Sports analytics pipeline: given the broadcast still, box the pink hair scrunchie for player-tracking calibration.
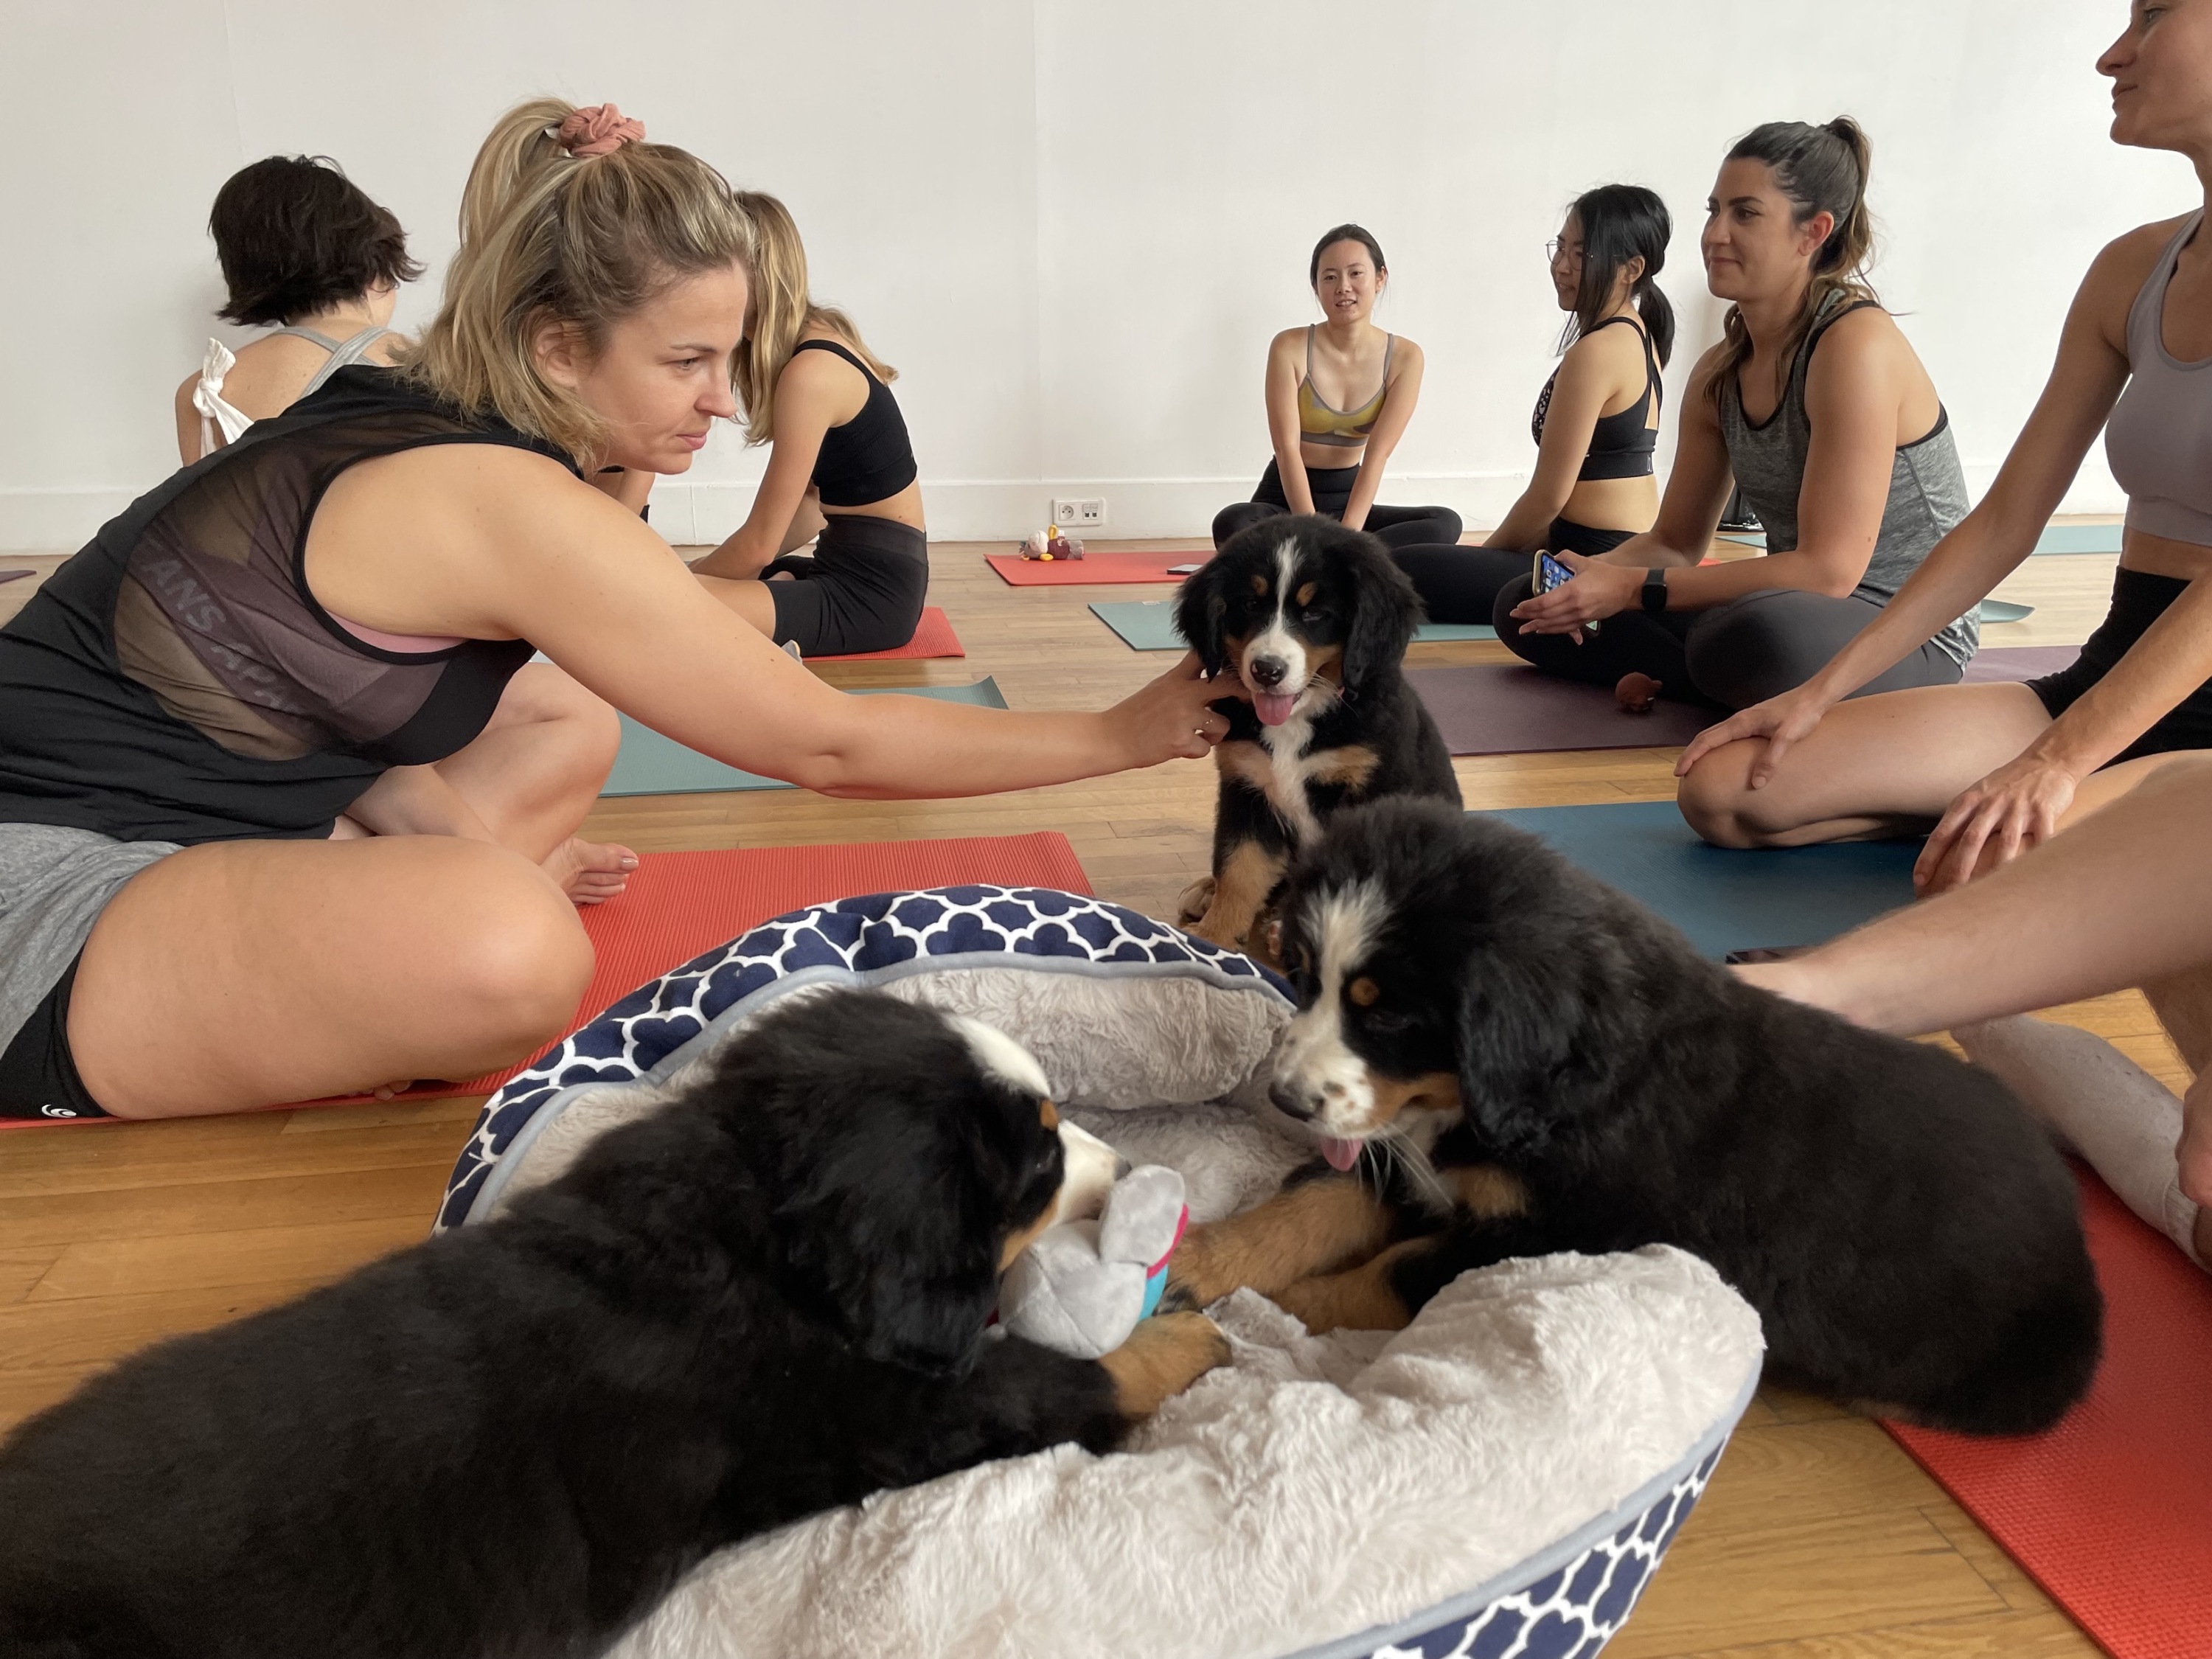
[554,104,646,159]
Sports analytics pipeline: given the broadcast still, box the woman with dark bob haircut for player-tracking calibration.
[1392,183,1675,623]
[173,155,422,464]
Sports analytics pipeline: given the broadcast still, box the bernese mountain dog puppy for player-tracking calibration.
[1168,800,2103,1437]
[0,992,1227,1659]
[1173,514,1459,958]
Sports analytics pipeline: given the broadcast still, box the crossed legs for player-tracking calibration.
[69,663,625,1119]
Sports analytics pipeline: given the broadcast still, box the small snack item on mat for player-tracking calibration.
[1020,526,1085,561]
[996,1164,1188,1360]
[1615,671,1664,714]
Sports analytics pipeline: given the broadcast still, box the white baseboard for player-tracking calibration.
[655,473,1533,546]
[0,470,2129,552]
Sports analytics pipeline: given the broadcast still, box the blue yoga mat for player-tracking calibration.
[1089,599,1496,652]
[1481,799,1919,961]
[601,679,1009,797]
[1719,521,2119,556]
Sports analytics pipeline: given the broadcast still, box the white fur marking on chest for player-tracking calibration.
[1256,704,1327,844]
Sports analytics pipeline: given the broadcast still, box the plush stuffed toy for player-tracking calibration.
[997,1164,1189,1360]
[1018,526,1085,561]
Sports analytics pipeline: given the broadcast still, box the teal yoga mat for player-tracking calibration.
[1089,599,1496,652]
[1719,522,2120,556]
[601,679,1009,797]
[1482,799,1919,961]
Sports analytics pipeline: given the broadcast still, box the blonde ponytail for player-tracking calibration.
[731,189,894,446]
[403,98,755,464]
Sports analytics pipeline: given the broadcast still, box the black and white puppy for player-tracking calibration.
[0,992,1226,1659]
[1173,513,1459,956]
[1170,800,2103,1437]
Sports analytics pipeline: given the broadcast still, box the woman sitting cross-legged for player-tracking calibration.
[1678,5,2212,897]
[173,155,420,465]
[0,99,1228,1124]
[686,191,930,657]
[1211,223,1461,552]
[1393,184,1674,625]
[1498,119,1977,712]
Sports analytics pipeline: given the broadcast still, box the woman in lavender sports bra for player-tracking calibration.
[1677,2,2212,898]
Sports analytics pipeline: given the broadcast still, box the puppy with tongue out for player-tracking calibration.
[1169,514,1460,961]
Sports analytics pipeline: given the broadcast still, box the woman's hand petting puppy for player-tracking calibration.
[1107,652,1242,765]
[1508,552,1643,637]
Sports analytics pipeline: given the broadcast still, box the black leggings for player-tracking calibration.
[1212,459,1462,551]
[1391,518,1636,626]
[1494,581,1964,711]
[765,514,930,657]
[2031,567,2212,759]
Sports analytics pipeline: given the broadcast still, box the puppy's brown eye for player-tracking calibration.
[1348,976,1380,1007]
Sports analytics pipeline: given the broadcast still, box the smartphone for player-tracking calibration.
[1166,563,1205,575]
[1530,550,1599,633]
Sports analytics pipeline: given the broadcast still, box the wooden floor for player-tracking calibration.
[0,529,2166,1658]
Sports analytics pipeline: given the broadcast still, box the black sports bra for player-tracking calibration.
[1531,316,1663,482]
[793,338,918,507]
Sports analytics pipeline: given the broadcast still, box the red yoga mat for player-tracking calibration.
[1886,1169,2212,1659]
[4,834,1089,1129]
[809,605,964,660]
[333,832,1090,1104]
[985,551,1211,587]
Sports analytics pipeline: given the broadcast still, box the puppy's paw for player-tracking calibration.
[1158,1220,1234,1312]
[1175,874,1216,925]
[1102,1311,1231,1416]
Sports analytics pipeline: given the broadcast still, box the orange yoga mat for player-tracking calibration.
[4,833,1088,1128]
[1887,1169,2212,1659]
[809,605,964,659]
[984,550,1211,587]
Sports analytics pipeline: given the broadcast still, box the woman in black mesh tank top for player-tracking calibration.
[0,100,1228,1124]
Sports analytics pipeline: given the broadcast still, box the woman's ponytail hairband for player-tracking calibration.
[553,104,646,159]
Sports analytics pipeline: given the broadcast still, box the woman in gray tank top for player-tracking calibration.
[1679,9,2212,899]
[1673,8,2212,1283]
[1498,118,1974,713]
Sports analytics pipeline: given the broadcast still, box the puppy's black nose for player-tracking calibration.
[1269,1081,1316,1120]
[1248,655,1290,689]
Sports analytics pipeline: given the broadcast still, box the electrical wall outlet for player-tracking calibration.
[1052,497,1107,529]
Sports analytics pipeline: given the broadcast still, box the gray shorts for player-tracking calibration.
[0,823,181,1054]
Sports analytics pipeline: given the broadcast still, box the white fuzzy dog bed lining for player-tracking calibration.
[435,888,1764,1659]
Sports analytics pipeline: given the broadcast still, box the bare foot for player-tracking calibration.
[1615,671,1664,714]
[543,838,639,905]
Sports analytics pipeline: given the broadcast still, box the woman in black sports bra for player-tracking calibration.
[1391,185,1674,626]
[688,191,927,657]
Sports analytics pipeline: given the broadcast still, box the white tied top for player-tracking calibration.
[190,324,395,462]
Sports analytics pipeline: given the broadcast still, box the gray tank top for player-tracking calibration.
[272,324,395,399]
[1717,291,1978,667]
[2103,211,2212,547]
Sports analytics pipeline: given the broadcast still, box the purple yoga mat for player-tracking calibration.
[1409,646,2084,757]
[1406,665,1708,755]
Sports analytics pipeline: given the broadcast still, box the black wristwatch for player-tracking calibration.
[1641,567,1669,615]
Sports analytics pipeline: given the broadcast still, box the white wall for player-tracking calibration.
[0,0,2192,549]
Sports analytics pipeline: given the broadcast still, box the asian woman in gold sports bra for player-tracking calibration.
[1211,223,1461,551]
